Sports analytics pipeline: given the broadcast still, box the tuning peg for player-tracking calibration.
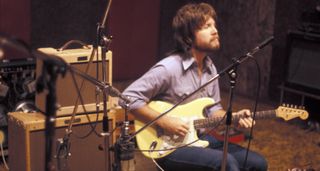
[294,105,297,109]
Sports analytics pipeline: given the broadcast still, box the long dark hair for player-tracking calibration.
[171,3,217,56]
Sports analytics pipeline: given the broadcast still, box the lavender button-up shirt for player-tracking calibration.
[122,54,223,117]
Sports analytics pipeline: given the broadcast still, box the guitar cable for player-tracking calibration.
[0,135,8,170]
[241,55,261,169]
[149,141,165,171]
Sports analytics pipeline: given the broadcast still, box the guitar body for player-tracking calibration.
[135,97,216,159]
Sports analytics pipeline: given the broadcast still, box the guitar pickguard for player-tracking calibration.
[155,116,209,157]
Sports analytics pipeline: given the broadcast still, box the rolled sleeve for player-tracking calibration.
[120,64,170,111]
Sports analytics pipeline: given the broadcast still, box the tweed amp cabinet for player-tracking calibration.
[8,111,115,171]
[35,46,113,116]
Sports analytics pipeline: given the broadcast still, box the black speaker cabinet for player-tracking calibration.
[35,46,113,116]
[8,112,114,171]
[284,31,320,93]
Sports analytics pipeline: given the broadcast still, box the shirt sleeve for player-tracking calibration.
[120,64,170,111]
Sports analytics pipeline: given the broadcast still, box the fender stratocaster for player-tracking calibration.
[135,97,309,159]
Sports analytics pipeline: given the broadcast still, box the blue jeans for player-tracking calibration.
[157,135,268,171]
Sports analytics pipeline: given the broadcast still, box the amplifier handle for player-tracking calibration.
[58,40,90,51]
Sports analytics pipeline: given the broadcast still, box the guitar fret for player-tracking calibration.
[255,110,275,119]
[194,110,277,129]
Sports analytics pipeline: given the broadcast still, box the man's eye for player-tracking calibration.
[203,24,210,29]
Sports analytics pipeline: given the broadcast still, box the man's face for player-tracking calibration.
[193,17,220,52]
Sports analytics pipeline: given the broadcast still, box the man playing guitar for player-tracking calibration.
[121,2,268,171]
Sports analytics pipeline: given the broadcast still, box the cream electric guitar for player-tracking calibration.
[135,97,309,159]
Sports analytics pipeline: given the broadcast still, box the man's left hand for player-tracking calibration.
[235,109,255,128]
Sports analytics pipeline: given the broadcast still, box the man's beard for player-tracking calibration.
[193,40,220,53]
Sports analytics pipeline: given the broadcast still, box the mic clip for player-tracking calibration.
[116,135,135,161]
[55,137,71,159]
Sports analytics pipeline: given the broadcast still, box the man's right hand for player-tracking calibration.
[157,116,190,137]
[131,105,190,136]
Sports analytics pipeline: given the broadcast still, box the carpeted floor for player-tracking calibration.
[230,94,320,171]
[240,119,320,170]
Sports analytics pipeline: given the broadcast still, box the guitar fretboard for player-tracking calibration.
[193,110,276,129]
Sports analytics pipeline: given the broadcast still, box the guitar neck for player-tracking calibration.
[194,110,276,129]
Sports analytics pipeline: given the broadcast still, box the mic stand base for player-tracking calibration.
[113,138,135,171]
[113,105,135,171]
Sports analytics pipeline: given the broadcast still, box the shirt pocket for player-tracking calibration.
[172,85,197,102]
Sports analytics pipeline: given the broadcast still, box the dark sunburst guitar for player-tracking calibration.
[134,97,309,159]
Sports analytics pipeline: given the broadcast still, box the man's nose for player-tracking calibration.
[211,26,218,34]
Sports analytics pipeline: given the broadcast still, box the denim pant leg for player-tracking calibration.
[156,135,267,171]
[157,146,240,171]
[225,143,268,171]
[204,135,268,171]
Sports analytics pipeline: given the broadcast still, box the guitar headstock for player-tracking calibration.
[276,104,309,121]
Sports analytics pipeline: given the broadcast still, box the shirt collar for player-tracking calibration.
[182,56,214,74]
[182,57,195,71]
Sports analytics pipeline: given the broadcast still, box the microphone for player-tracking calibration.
[256,36,274,50]
[229,36,275,66]
[249,36,274,56]
[55,137,71,170]
[104,84,131,103]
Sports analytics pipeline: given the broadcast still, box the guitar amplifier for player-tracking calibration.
[35,46,113,116]
[8,111,114,171]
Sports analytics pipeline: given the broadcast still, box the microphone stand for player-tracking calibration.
[95,0,113,170]
[53,0,114,170]
[219,36,274,170]
[48,60,131,170]
[34,51,67,171]
[65,63,134,171]
[37,55,128,171]
[220,64,237,171]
